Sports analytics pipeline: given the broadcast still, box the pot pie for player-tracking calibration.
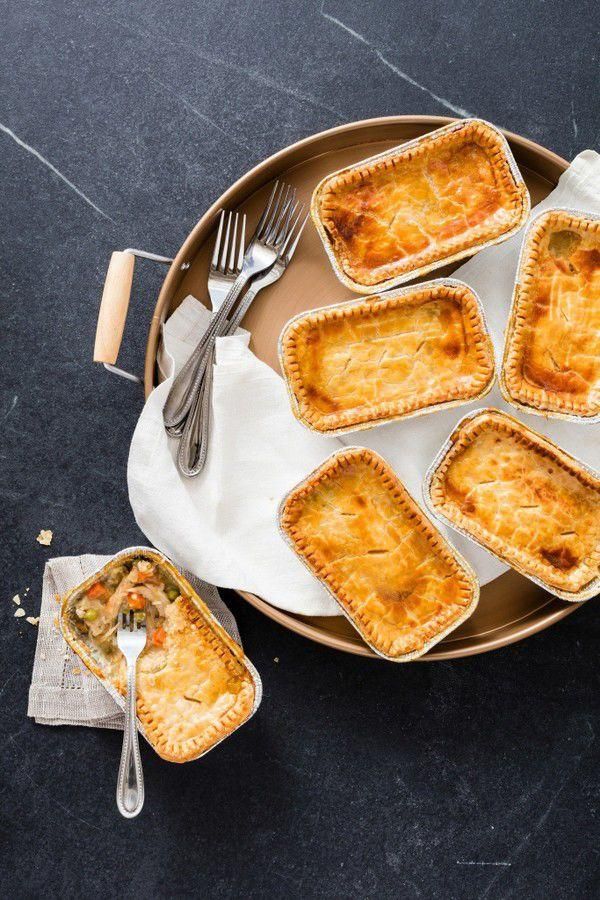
[425,409,600,601]
[501,209,600,420]
[312,119,530,293]
[279,447,479,660]
[280,279,495,434]
[60,549,260,762]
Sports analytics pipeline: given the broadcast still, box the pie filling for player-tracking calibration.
[280,281,494,433]
[280,448,478,660]
[61,552,257,762]
[427,410,600,596]
[313,119,529,290]
[502,209,600,418]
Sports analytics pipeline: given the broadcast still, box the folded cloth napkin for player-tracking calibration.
[128,150,600,617]
[27,554,239,729]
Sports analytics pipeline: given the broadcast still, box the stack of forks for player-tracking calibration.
[162,182,307,477]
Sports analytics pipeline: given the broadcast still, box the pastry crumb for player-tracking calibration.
[14,608,26,618]
[36,529,53,546]
[12,594,21,605]
[55,594,61,603]
[41,652,47,660]
[26,616,40,626]
[72,667,81,676]
[53,616,59,628]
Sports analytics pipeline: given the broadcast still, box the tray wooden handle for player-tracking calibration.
[94,251,136,365]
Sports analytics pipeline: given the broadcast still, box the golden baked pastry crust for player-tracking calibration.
[61,550,259,762]
[280,280,495,434]
[280,448,478,660]
[312,119,530,293]
[426,409,600,599]
[501,209,600,420]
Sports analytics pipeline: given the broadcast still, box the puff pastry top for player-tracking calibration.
[427,410,600,597]
[61,552,257,762]
[313,119,529,291]
[502,209,600,419]
[133,596,255,761]
[280,448,478,660]
[280,280,495,433]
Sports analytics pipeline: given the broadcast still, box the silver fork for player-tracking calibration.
[116,609,146,819]
[163,210,247,437]
[209,210,247,312]
[163,182,297,433]
[177,210,309,477]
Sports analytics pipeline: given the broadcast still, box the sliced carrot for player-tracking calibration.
[127,592,146,610]
[134,567,154,583]
[152,626,166,647]
[87,581,110,601]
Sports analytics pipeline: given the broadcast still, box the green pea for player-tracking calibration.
[166,587,179,601]
[83,608,98,622]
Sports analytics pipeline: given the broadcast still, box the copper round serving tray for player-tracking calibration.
[145,115,580,660]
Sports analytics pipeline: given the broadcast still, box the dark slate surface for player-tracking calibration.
[1,1,598,897]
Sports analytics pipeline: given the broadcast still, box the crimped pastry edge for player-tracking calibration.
[499,207,600,423]
[60,546,262,763]
[279,277,496,435]
[278,446,479,661]
[311,118,531,295]
[423,408,600,602]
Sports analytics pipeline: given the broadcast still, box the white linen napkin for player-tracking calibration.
[128,151,600,616]
[27,554,240,728]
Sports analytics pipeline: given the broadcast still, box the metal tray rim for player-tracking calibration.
[142,114,579,661]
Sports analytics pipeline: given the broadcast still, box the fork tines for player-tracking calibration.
[210,181,299,280]
[119,609,146,631]
[211,210,247,276]
[257,182,298,247]
[281,207,309,259]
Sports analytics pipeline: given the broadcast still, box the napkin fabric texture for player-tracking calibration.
[128,150,600,617]
[27,553,239,729]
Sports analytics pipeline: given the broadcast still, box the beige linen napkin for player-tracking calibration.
[128,150,600,616]
[27,553,239,729]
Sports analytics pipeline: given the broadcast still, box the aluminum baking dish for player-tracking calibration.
[311,118,530,294]
[60,547,262,762]
[424,409,600,602]
[279,446,479,661]
[279,277,495,435]
[500,207,600,423]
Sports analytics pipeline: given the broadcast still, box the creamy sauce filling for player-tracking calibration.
[73,558,181,661]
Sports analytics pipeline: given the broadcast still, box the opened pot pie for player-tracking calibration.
[312,119,530,293]
[280,279,495,434]
[425,410,600,601]
[501,209,600,420]
[279,448,479,660]
[60,549,260,762]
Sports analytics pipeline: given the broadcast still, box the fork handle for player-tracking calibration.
[177,353,213,476]
[177,285,260,477]
[162,270,250,430]
[116,663,145,819]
